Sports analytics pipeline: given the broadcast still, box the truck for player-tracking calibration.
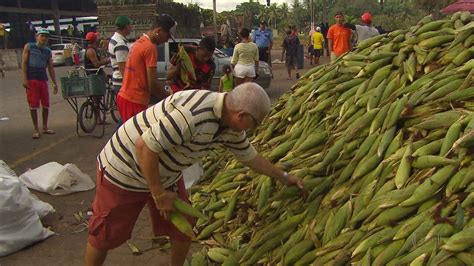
[96,0,201,39]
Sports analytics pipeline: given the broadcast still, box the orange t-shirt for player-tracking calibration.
[119,35,157,105]
[327,24,352,57]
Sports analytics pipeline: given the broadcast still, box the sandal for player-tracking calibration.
[32,132,40,139]
[42,129,56,135]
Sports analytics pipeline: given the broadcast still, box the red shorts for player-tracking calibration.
[26,80,49,109]
[88,165,193,251]
[116,94,147,123]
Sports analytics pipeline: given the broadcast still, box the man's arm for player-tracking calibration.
[135,136,176,212]
[147,67,169,100]
[86,48,107,68]
[118,62,126,76]
[47,57,58,94]
[327,27,334,52]
[21,44,29,89]
[242,154,303,188]
[115,45,129,76]
[348,30,353,50]
[344,22,356,31]
[166,54,180,81]
[281,40,286,60]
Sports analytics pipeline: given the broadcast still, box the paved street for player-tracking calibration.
[0,49,328,265]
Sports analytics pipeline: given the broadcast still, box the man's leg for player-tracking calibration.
[259,47,268,64]
[170,240,192,266]
[39,81,54,133]
[30,109,40,136]
[295,56,300,79]
[42,108,49,131]
[86,166,147,266]
[150,178,193,265]
[285,56,291,79]
[315,50,321,65]
[84,243,108,266]
[27,81,41,138]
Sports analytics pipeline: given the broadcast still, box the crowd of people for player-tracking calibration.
[19,13,304,266]
[20,11,382,265]
[220,11,380,81]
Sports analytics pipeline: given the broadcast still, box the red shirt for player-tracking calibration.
[171,46,215,93]
[327,24,352,56]
[119,35,157,105]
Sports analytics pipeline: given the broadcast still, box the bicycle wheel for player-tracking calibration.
[79,99,97,133]
[110,93,119,123]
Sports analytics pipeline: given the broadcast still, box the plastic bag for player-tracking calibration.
[182,162,203,189]
[0,160,54,217]
[0,174,55,257]
[19,162,95,195]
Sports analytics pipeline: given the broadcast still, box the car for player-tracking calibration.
[155,38,273,91]
[50,44,85,66]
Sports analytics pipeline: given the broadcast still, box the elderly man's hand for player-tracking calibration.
[286,174,304,189]
[153,190,178,219]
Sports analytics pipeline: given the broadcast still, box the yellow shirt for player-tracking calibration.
[311,31,324,50]
[231,42,259,65]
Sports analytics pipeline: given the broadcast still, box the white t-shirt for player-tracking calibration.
[355,25,380,44]
[108,32,130,87]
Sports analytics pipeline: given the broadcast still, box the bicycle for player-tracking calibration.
[78,72,119,133]
[60,66,119,137]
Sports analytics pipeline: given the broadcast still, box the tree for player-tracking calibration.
[235,0,264,27]
[290,0,308,30]
[268,3,279,29]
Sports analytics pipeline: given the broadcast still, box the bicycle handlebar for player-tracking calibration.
[75,65,106,75]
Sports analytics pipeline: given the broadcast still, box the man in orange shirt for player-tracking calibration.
[117,14,177,122]
[327,11,352,61]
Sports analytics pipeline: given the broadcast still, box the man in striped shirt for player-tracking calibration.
[108,16,132,96]
[84,83,304,266]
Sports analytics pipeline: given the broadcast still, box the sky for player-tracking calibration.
[174,0,291,12]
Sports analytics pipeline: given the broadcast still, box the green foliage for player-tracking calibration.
[193,0,458,34]
[235,0,264,27]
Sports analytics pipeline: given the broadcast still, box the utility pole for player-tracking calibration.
[213,0,218,44]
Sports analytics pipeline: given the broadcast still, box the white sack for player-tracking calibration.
[182,162,203,189]
[0,160,54,217]
[0,174,55,257]
[19,162,95,195]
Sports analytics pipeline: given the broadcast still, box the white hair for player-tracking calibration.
[228,82,271,124]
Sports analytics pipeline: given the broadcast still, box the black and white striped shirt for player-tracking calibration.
[108,32,129,87]
[98,90,257,192]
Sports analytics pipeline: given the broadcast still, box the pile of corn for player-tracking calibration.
[188,12,474,266]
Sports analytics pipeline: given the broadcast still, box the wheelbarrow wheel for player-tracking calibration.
[79,99,97,133]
